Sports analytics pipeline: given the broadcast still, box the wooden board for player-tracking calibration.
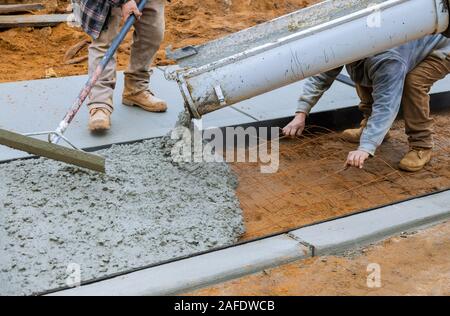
[0,14,70,28]
[0,128,106,173]
[0,4,44,14]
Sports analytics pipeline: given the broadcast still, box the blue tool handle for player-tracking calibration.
[100,0,148,69]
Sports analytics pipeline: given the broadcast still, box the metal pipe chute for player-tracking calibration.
[169,0,450,119]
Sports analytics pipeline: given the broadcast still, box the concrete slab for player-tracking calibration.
[173,70,450,129]
[230,80,360,122]
[0,68,253,162]
[431,75,450,95]
[0,69,179,161]
[230,73,450,123]
[290,190,450,255]
[2,70,449,162]
[49,234,311,296]
[197,106,257,130]
[48,189,450,296]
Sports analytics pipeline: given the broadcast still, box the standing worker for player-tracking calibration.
[78,0,167,132]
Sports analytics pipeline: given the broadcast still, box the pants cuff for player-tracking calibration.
[88,103,113,113]
[409,141,434,149]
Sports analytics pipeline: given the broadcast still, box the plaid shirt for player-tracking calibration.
[78,0,127,39]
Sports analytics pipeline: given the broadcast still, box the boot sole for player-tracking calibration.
[123,99,167,113]
[89,120,111,132]
[398,157,431,172]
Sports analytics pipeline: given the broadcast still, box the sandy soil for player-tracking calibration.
[188,221,450,296]
[0,0,319,83]
[233,114,450,240]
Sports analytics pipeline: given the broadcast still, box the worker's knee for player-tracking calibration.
[404,71,431,95]
[135,9,165,47]
[149,20,165,46]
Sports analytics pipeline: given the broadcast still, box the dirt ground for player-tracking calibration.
[233,114,450,241]
[0,0,319,83]
[188,221,450,296]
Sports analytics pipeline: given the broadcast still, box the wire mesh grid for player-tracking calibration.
[229,117,450,239]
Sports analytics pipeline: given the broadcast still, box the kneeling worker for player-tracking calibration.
[338,50,450,172]
[283,34,450,171]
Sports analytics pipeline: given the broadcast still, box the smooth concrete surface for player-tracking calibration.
[0,68,255,162]
[189,68,450,125]
[0,69,181,161]
[2,70,450,162]
[7,69,450,162]
[49,190,450,296]
[290,190,450,255]
[0,69,353,162]
[229,80,360,122]
[49,234,311,296]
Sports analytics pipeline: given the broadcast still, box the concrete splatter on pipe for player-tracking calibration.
[169,0,450,119]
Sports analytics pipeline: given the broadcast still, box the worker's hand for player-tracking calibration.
[121,0,142,23]
[345,150,370,169]
[282,112,307,137]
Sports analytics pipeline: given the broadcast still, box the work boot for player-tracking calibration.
[341,127,364,143]
[88,108,111,132]
[399,148,432,172]
[122,88,168,113]
[340,127,392,144]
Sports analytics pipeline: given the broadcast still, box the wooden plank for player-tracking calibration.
[0,4,45,14]
[64,39,90,61]
[0,14,70,28]
[0,128,106,173]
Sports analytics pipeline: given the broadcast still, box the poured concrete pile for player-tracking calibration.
[0,137,244,296]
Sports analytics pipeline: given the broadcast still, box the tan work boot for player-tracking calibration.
[399,148,432,172]
[123,89,168,113]
[341,127,392,144]
[89,108,111,132]
[341,127,364,143]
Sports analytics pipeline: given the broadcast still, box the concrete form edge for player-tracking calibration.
[49,234,311,296]
[290,190,450,255]
[48,190,450,296]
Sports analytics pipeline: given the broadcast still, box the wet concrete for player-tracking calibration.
[0,136,244,295]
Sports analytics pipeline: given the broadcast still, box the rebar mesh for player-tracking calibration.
[230,115,450,240]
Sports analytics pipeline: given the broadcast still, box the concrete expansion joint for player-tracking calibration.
[286,232,316,257]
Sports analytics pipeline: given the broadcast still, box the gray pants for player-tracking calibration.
[87,0,165,113]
